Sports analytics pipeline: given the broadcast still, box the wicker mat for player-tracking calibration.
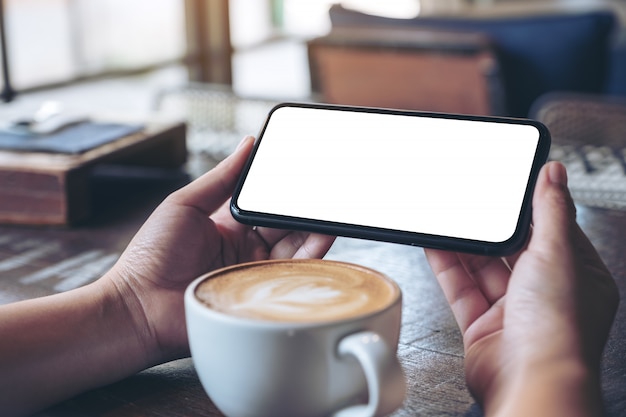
[551,145,626,210]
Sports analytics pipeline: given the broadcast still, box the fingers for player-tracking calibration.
[426,249,486,333]
[278,233,336,260]
[254,228,335,260]
[168,136,255,214]
[460,254,511,304]
[425,249,509,334]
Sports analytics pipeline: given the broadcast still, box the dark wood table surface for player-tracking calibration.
[1,163,624,417]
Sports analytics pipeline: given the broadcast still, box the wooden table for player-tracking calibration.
[1,169,624,416]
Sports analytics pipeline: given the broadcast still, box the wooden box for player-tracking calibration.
[0,121,187,226]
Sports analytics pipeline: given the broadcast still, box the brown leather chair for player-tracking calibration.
[308,26,504,116]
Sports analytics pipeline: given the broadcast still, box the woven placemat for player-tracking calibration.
[154,84,279,158]
[551,144,626,210]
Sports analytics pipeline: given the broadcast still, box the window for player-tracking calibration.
[1,0,186,92]
[230,0,421,48]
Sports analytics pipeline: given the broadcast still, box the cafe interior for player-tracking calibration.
[0,0,625,416]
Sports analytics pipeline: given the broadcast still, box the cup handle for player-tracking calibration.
[332,331,406,417]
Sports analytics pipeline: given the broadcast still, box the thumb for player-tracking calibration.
[167,135,255,213]
[528,161,577,255]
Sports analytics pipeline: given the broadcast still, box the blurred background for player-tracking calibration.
[2,0,624,102]
[0,0,432,100]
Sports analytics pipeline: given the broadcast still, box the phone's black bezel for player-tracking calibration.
[230,102,551,256]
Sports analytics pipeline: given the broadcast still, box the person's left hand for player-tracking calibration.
[104,136,335,365]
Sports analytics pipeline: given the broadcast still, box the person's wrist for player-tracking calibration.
[484,357,603,417]
[95,268,162,369]
[100,262,192,367]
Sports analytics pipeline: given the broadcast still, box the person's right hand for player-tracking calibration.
[425,161,619,417]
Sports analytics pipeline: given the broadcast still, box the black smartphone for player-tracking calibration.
[231,103,551,255]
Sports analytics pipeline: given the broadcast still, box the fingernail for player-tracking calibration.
[548,162,568,186]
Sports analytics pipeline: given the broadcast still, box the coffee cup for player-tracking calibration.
[184,259,406,417]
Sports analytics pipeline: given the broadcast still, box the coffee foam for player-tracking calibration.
[195,261,398,323]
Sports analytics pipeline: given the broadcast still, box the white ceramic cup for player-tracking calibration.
[185,259,406,417]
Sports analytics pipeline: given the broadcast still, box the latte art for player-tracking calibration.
[195,260,398,322]
[227,276,371,319]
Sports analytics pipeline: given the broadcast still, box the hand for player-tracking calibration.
[0,136,335,416]
[105,136,335,364]
[425,161,619,417]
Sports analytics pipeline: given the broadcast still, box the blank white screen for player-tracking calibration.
[236,106,541,243]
